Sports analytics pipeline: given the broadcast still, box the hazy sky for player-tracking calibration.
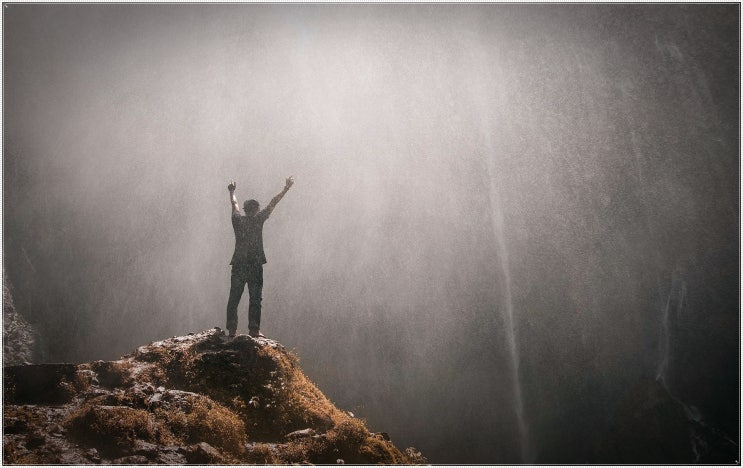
[3,4,739,463]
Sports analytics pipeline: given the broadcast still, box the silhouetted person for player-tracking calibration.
[226,176,294,338]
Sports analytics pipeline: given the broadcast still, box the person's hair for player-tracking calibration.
[243,199,260,214]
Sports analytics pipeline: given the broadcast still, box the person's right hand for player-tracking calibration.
[284,176,294,191]
[228,180,236,192]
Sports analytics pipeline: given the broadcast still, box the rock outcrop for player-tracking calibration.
[3,328,426,464]
[3,272,40,366]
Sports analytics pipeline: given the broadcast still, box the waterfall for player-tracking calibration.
[654,271,723,462]
[481,144,531,463]
[468,36,531,460]
[655,271,687,388]
[635,128,734,461]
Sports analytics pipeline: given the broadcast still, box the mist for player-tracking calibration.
[3,4,739,463]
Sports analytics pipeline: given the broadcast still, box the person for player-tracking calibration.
[226,176,294,338]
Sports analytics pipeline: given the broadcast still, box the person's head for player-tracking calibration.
[243,199,260,216]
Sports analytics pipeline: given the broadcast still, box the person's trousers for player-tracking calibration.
[226,263,263,333]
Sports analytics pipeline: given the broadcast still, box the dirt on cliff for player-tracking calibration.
[3,328,426,465]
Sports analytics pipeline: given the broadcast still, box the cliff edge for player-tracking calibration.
[3,328,426,464]
[3,271,40,366]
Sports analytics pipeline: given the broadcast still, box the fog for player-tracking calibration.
[3,4,738,463]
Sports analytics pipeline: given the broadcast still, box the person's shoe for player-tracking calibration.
[248,330,266,338]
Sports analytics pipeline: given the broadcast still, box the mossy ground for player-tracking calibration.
[4,329,426,465]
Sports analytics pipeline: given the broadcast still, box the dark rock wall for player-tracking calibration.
[3,271,41,366]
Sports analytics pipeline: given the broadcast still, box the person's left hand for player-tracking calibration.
[285,176,294,190]
[228,180,236,192]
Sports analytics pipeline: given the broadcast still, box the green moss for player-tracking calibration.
[360,436,406,464]
[155,394,246,456]
[64,404,158,457]
[48,330,424,465]
[244,443,280,464]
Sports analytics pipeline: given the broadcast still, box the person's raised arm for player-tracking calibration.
[266,176,294,214]
[228,180,240,215]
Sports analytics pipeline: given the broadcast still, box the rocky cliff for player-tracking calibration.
[593,378,738,464]
[3,328,426,464]
[3,272,40,366]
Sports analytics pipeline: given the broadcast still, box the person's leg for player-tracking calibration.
[226,265,247,335]
[247,263,264,335]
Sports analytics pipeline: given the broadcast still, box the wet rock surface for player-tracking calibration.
[593,378,738,464]
[3,273,40,366]
[3,328,426,464]
[4,364,82,405]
